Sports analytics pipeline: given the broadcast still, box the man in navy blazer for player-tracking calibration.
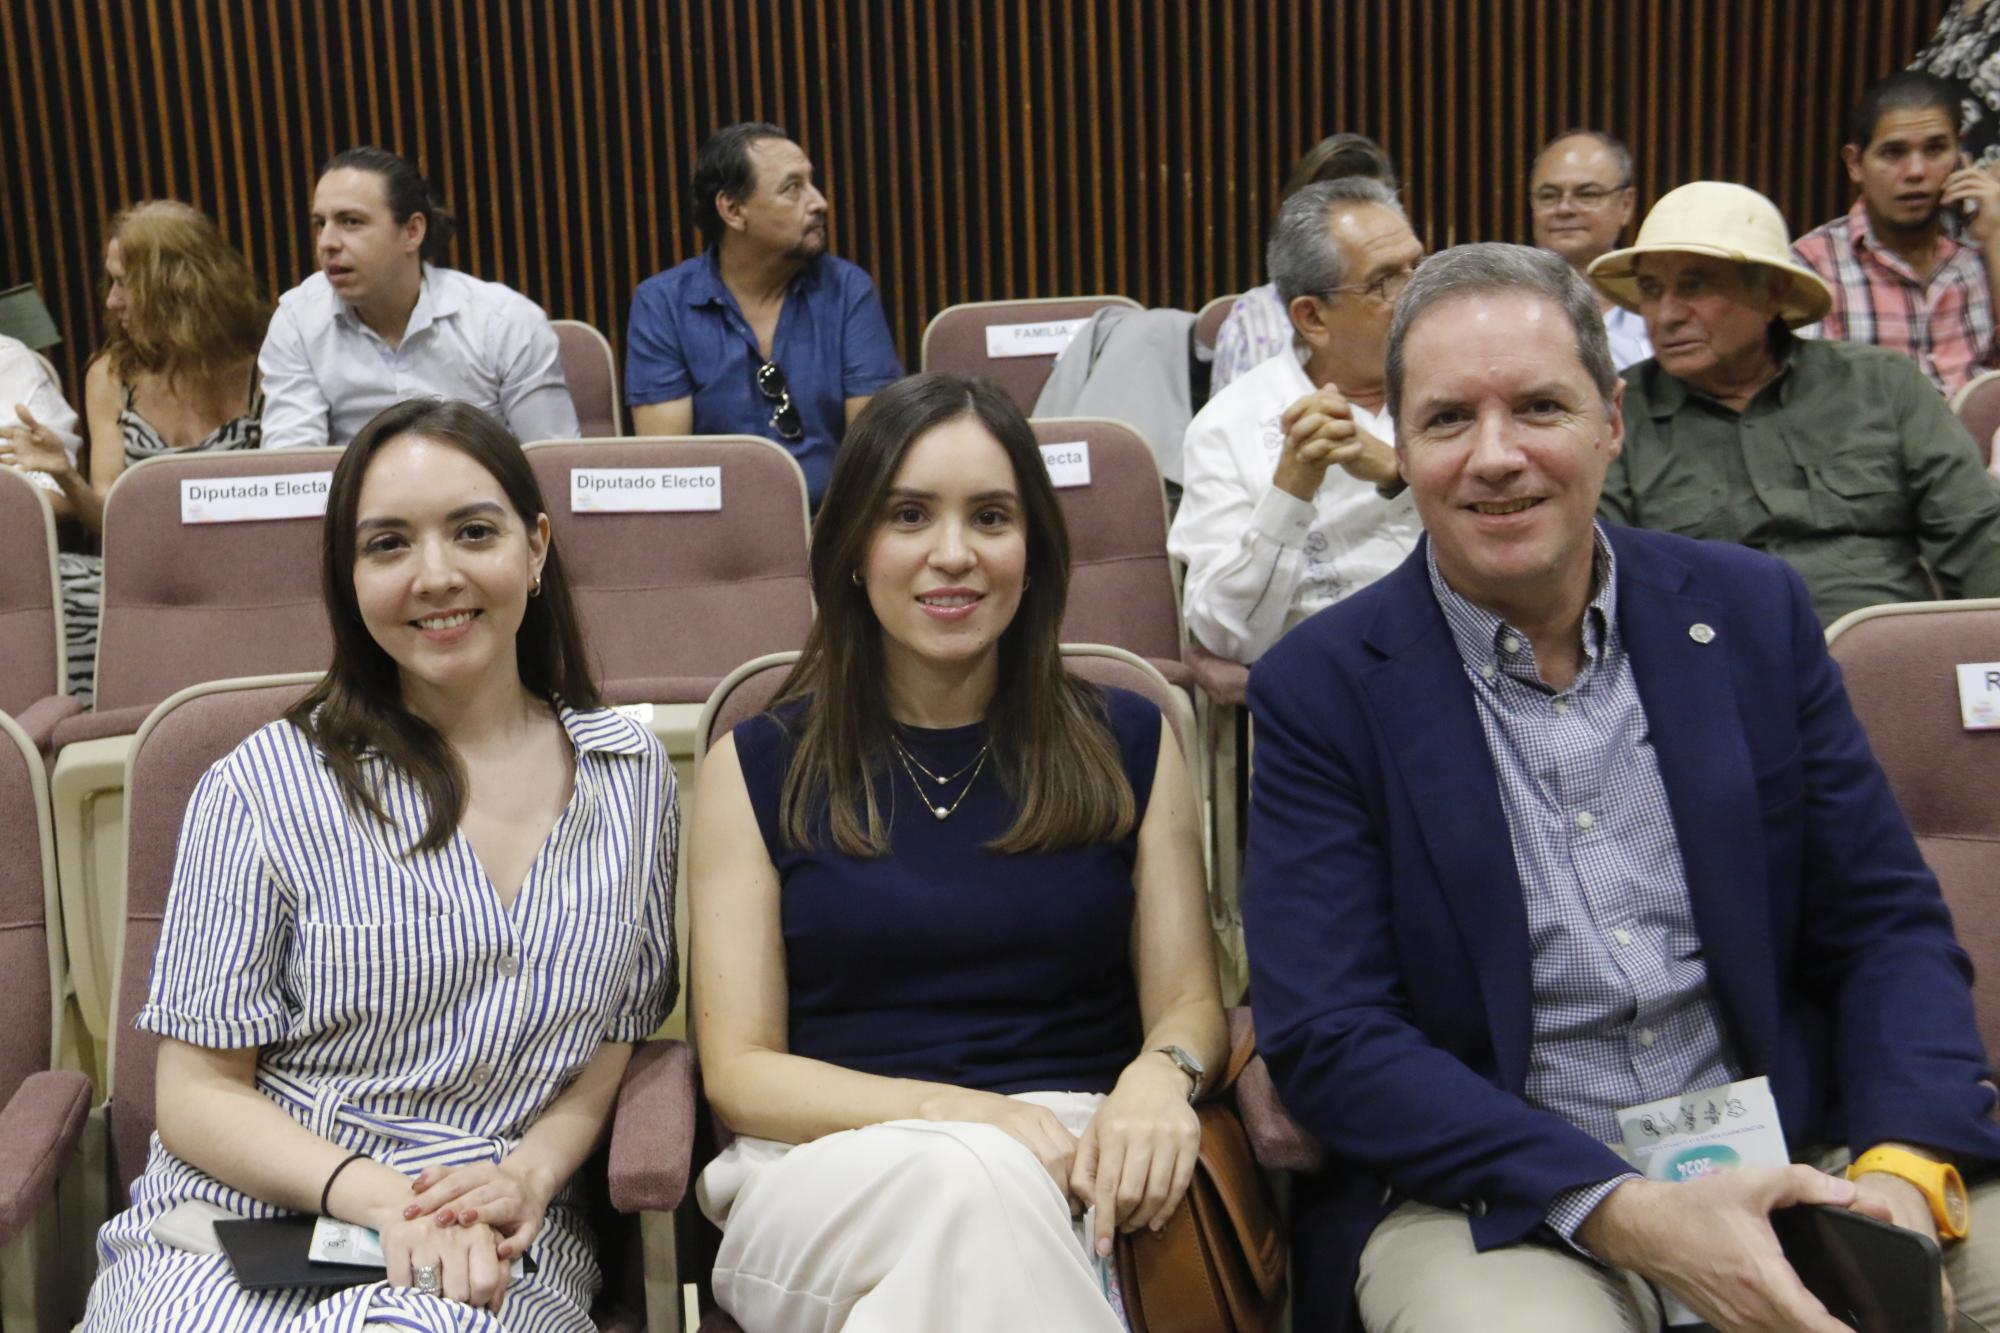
[1244,242,2000,1332]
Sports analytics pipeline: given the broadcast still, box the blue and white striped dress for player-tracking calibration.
[84,705,679,1332]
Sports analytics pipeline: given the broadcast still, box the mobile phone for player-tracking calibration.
[1770,1204,1944,1333]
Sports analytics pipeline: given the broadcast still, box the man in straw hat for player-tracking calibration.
[1245,241,1999,1333]
[1590,180,2000,625]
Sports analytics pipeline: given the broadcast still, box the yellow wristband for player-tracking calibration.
[1847,1146,1970,1241]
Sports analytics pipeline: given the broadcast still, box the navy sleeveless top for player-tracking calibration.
[732,685,1162,1095]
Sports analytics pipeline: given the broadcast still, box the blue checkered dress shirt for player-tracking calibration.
[1426,527,1738,1241]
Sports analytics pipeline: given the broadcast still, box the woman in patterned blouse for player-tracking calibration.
[82,399,678,1329]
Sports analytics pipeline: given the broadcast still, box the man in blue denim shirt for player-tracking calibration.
[626,122,904,508]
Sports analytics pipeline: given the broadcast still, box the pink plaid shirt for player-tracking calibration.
[1792,197,1997,397]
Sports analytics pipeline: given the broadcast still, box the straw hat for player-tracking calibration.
[1586,181,1831,328]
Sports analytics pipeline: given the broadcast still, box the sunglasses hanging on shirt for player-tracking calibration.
[755,359,805,442]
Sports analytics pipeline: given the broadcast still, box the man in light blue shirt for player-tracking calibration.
[626,123,902,507]
[259,147,578,449]
[1531,129,1653,371]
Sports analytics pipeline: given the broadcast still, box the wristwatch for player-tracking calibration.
[1153,1045,1206,1102]
[1847,1146,1970,1241]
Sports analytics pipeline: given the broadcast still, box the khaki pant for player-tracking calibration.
[697,1092,1126,1333]
[1358,1172,2000,1333]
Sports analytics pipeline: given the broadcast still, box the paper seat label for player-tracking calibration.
[571,467,722,513]
[1039,442,1092,489]
[180,473,331,524]
[986,318,1088,359]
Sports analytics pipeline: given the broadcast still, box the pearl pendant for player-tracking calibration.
[931,805,949,819]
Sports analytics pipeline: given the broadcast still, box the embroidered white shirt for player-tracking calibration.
[1169,352,1421,662]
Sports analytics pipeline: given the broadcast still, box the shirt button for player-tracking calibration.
[498,954,519,977]
[1479,664,1497,681]
[1575,810,1595,829]
[1501,635,1521,654]
[1614,928,1633,946]
[1637,1028,1657,1048]
[470,1063,493,1084]
[1554,700,1570,716]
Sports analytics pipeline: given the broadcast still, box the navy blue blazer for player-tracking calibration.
[1244,525,2000,1332]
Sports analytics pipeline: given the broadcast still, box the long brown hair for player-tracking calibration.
[101,200,270,390]
[774,373,1134,857]
[286,399,601,853]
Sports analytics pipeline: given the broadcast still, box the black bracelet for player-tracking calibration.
[320,1150,370,1217]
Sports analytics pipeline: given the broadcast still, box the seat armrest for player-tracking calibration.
[0,1069,93,1247]
[13,693,83,752]
[1184,641,1251,707]
[607,1039,696,1213]
[51,703,154,748]
[1236,1054,1325,1174]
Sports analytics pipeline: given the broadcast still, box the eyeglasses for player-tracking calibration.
[1530,184,1631,211]
[1321,265,1418,305]
[755,360,804,441]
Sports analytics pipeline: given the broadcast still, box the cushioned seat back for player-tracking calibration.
[0,468,63,712]
[110,676,317,1201]
[1950,370,2000,467]
[1827,601,2000,1063]
[1031,419,1183,667]
[94,450,340,714]
[0,711,60,1103]
[920,296,1141,413]
[526,438,813,704]
[1193,294,1239,355]
[552,320,620,439]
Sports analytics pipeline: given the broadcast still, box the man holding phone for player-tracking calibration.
[1246,242,2000,1333]
[1794,70,2000,397]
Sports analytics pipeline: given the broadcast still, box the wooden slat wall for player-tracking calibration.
[3,0,1951,401]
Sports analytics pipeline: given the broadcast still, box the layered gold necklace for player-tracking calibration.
[890,735,991,820]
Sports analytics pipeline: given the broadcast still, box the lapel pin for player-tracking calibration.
[1689,623,1716,644]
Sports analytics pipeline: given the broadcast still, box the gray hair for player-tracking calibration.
[1266,177,1404,304]
[1385,242,1618,428]
[1534,127,1634,188]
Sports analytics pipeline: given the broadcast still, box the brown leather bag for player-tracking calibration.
[1114,1020,1287,1333]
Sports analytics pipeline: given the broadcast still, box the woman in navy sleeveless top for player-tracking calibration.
[690,374,1226,1333]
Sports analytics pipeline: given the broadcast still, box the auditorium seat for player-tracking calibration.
[525,435,813,767]
[553,319,623,438]
[1951,369,2000,468]
[1030,419,1189,688]
[527,434,813,1043]
[1825,598,2000,1064]
[0,708,92,1329]
[920,296,1141,413]
[1193,293,1239,356]
[104,676,693,1325]
[47,448,340,1080]
[0,466,79,750]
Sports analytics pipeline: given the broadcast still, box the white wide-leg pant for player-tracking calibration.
[697,1091,1128,1333]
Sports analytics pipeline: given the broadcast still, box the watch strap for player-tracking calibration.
[1847,1146,1970,1241]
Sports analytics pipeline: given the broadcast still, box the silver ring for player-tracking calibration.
[412,1263,441,1296]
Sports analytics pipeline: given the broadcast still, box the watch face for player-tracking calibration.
[1945,1177,1970,1231]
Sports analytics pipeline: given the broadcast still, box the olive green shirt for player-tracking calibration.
[1601,335,2000,625]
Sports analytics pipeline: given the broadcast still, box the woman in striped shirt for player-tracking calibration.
[83,399,678,1329]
